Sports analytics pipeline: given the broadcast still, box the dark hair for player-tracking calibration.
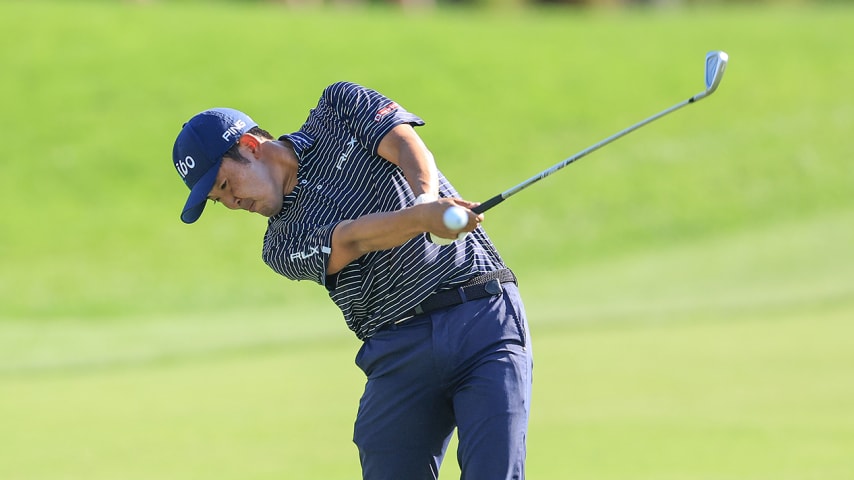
[223,126,274,164]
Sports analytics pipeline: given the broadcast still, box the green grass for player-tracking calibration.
[2,2,852,319]
[1,1,853,479]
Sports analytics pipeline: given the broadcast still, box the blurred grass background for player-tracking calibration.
[1,1,853,479]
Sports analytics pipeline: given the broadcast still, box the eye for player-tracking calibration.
[209,180,227,204]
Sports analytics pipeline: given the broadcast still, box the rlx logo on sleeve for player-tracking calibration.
[290,245,332,261]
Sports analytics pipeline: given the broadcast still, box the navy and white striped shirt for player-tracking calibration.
[262,82,506,340]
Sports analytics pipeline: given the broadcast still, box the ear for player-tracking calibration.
[238,133,261,154]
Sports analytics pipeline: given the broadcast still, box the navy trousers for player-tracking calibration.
[353,283,533,480]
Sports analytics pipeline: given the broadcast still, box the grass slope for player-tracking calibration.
[1,2,852,318]
[1,2,853,479]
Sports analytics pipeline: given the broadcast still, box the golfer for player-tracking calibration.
[171,82,533,479]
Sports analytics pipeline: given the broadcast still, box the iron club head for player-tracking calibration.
[705,50,728,94]
[690,50,728,102]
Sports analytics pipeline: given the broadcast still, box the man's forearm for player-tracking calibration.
[328,206,431,274]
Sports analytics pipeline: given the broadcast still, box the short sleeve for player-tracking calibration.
[262,222,336,286]
[321,81,425,155]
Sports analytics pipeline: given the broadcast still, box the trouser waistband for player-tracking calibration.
[406,269,517,318]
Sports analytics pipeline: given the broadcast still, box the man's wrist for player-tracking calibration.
[413,193,437,206]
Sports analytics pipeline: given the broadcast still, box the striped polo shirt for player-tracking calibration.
[262,82,507,340]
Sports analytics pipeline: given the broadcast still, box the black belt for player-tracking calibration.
[407,269,517,318]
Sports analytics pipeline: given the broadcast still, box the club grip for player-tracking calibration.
[472,195,505,214]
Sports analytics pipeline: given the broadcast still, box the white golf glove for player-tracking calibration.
[413,193,467,245]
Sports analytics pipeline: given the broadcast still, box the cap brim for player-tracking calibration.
[180,158,221,224]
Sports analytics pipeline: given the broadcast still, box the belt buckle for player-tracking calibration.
[484,278,503,295]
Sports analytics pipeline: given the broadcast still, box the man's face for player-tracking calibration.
[207,150,283,218]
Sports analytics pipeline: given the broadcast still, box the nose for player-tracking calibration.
[222,196,242,210]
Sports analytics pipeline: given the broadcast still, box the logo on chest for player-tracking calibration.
[336,136,358,170]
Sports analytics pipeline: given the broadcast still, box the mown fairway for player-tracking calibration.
[1,2,852,479]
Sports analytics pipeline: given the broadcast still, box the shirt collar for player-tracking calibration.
[268,131,315,217]
[278,131,315,158]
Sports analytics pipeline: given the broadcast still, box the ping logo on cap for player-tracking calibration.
[222,120,247,142]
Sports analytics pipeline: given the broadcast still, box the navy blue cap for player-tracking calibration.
[172,108,258,224]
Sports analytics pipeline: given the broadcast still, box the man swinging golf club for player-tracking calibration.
[171,81,533,480]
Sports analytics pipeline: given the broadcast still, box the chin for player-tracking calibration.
[263,200,284,217]
[258,204,278,218]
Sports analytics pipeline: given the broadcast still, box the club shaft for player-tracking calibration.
[473,94,702,215]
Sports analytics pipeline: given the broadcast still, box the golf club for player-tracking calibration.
[471,50,728,215]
